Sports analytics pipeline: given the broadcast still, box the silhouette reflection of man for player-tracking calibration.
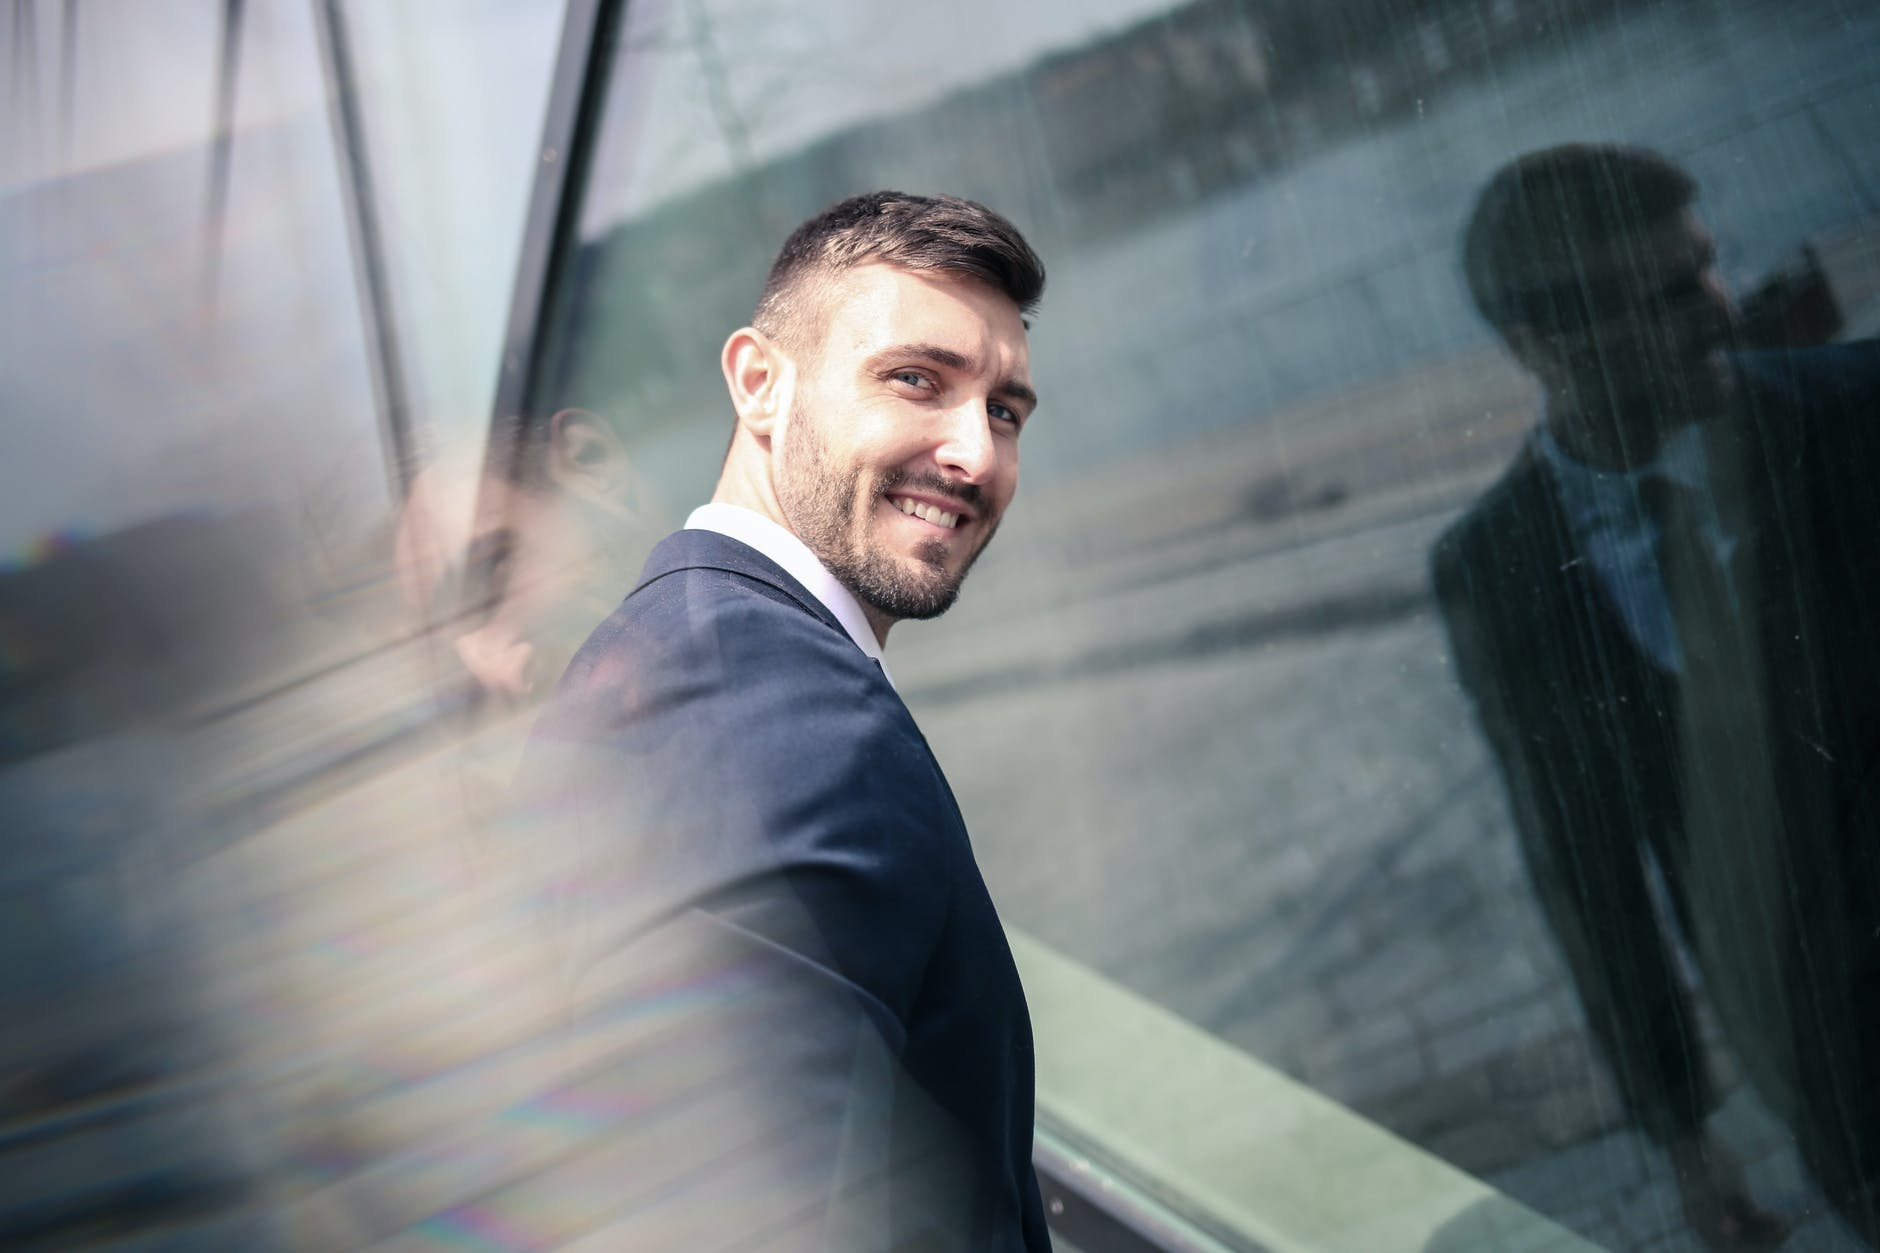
[1433,144,1880,1250]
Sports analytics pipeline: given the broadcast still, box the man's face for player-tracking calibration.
[396,451,652,700]
[773,262,1035,624]
[1545,208,1740,422]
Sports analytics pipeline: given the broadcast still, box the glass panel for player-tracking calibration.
[0,3,562,1244]
[1,4,395,1243]
[2,0,391,717]
[517,1,1880,1248]
[341,1,566,459]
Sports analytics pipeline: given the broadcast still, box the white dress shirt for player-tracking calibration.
[685,502,894,686]
[1535,420,1739,675]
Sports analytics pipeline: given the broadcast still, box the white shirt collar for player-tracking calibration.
[1535,418,1715,526]
[684,502,893,685]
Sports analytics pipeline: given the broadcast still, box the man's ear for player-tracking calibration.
[721,326,792,443]
[546,407,632,504]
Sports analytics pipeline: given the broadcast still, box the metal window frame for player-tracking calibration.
[310,0,419,503]
[480,0,624,489]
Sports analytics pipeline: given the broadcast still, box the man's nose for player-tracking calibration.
[935,400,997,482]
[1702,271,1740,327]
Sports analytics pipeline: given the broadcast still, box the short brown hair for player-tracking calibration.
[753,191,1046,351]
[1463,144,1698,337]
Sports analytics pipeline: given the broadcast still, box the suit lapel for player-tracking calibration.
[1481,451,1689,840]
[634,530,958,822]
[1498,450,1671,697]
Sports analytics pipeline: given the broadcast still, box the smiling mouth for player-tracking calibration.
[888,495,964,530]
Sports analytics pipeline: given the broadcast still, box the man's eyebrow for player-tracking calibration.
[874,342,1039,412]
[883,342,974,373]
[998,377,1039,414]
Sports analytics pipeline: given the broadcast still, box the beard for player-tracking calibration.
[775,404,997,623]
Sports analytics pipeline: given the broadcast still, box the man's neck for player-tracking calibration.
[709,474,898,647]
[1543,359,1735,472]
[1544,387,1722,472]
[710,463,787,533]
[860,603,893,647]
[689,499,898,653]
[1544,401,1666,471]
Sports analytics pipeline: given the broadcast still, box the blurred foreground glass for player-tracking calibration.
[0,0,562,1245]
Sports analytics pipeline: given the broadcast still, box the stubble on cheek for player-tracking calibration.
[779,407,1001,622]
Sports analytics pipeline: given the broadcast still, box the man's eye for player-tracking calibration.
[468,530,517,585]
[892,369,933,390]
[989,401,1019,426]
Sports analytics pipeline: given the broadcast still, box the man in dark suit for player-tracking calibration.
[1433,144,1880,1249]
[516,192,1050,1249]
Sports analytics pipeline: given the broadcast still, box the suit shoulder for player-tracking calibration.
[1734,344,1880,510]
[524,564,956,1022]
[554,564,863,701]
[624,561,829,648]
[1735,341,1880,407]
[1431,453,1547,586]
[546,565,925,797]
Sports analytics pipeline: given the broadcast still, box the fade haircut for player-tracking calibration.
[1463,144,1699,339]
[752,191,1046,355]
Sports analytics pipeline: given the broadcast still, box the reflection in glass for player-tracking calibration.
[536,1,1880,1248]
[1437,141,1880,1249]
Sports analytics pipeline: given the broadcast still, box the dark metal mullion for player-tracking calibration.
[12,0,41,163]
[200,0,245,310]
[311,0,416,504]
[481,0,624,489]
[58,0,78,161]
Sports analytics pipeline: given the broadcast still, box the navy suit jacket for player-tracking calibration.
[519,527,1050,1250]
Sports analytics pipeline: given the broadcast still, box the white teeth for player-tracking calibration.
[891,497,960,529]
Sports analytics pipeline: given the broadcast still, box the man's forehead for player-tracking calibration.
[820,262,1027,344]
[1537,208,1712,289]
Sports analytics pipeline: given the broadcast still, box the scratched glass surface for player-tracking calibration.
[536,1,1880,1249]
[3,0,1878,1248]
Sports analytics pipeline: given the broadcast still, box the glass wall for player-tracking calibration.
[515,0,1880,1248]
[4,0,1876,1246]
[0,2,564,1245]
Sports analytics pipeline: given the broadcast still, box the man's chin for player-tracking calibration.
[852,553,964,622]
[876,591,958,622]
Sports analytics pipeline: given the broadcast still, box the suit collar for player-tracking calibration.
[684,504,894,677]
[635,527,837,625]
[1490,360,1816,679]
[681,503,888,675]
[1481,447,1669,676]
[1512,352,1808,549]
[634,528,894,682]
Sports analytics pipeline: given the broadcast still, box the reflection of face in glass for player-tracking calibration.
[1567,212,1736,396]
[1529,210,1741,450]
[396,411,658,700]
[773,264,1032,623]
[451,474,593,698]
